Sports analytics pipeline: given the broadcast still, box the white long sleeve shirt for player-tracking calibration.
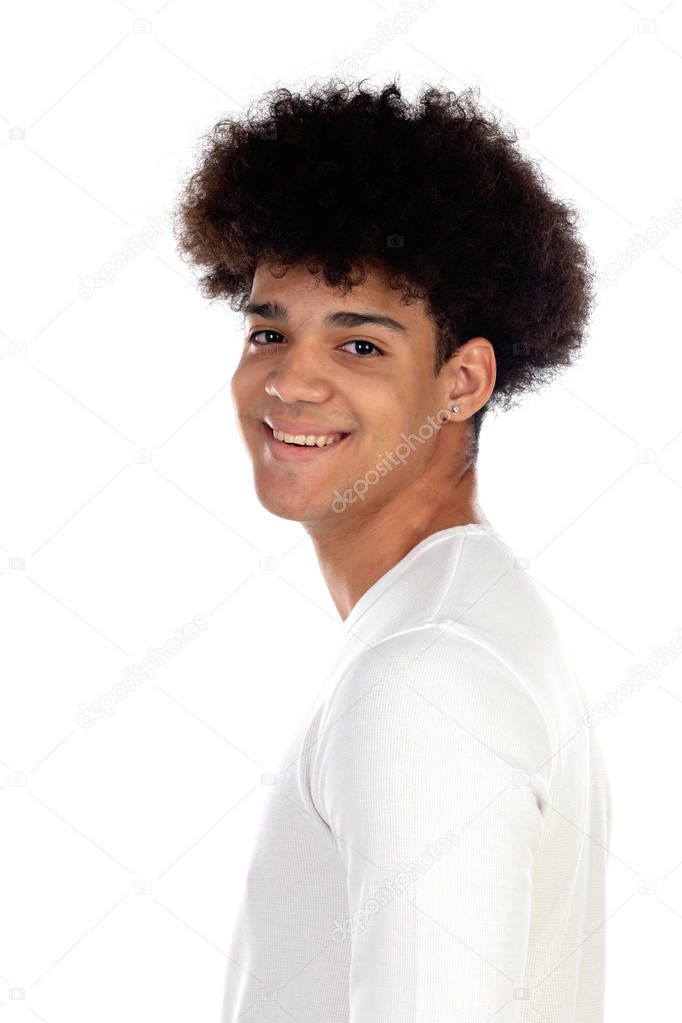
[221,522,611,1022]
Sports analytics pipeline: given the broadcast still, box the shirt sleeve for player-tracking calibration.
[312,622,554,1023]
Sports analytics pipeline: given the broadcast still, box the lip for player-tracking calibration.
[264,418,352,438]
[261,420,351,461]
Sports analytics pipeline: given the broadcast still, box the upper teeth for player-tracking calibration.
[272,429,344,447]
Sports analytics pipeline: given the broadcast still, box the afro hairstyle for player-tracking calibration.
[172,76,596,463]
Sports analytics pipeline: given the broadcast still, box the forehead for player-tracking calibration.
[248,259,427,323]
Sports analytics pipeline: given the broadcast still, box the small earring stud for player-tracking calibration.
[449,404,461,414]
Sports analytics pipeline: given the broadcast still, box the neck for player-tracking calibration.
[309,464,488,622]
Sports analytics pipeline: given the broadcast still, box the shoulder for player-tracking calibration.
[329,622,550,750]
[316,621,554,798]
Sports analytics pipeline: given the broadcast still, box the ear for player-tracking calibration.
[436,337,497,421]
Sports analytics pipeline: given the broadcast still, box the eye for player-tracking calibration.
[247,330,383,358]
[248,329,285,346]
[340,339,384,358]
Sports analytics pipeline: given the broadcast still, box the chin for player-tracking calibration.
[252,478,324,523]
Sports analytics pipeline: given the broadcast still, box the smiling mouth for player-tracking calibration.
[262,421,351,451]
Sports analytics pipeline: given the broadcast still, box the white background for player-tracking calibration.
[2,0,681,1019]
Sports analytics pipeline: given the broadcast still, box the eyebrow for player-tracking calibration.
[244,300,408,336]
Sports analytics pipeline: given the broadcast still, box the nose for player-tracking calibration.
[264,340,334,405]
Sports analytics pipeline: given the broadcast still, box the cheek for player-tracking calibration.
[359,408,410,454]
[230,360,257,402]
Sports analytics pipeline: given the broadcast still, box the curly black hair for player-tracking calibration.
[172,76,596,462]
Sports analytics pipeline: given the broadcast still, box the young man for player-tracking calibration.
[174,78,611,1022]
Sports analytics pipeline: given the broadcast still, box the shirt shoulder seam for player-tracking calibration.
[311,617,559,814]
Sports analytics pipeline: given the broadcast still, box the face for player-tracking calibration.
[230,259,461,531]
